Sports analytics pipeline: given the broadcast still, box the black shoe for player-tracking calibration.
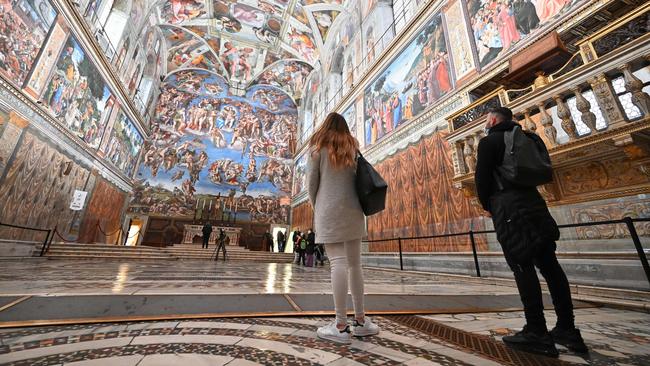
[503,326,559,358]
[551,327,588,353]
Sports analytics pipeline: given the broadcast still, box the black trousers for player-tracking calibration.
[505,243,575,333]
[202,236,209,249]
[297,251,305,265]
[214,242,227,261]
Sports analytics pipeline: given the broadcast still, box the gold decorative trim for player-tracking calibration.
[0,296,31,313]
[283,294,302,312]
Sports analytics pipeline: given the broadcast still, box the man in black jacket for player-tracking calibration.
[201,222,212,249]
[475,107,587,357]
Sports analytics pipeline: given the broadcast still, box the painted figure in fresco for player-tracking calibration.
[168,0,205,24]
[535,0,571,22]
[513,0,540,34]
[0,0,50,86]
[497,2,520,50]
[171,170,184,181]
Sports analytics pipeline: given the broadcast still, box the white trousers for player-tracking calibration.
[325,239,364,325]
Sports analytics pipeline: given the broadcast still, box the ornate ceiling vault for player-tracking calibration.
[156,0,351,101]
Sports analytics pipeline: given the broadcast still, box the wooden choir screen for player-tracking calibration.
[367,132,487,252]
[291,201,314,232]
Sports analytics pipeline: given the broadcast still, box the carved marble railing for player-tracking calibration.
[445,5,650,205]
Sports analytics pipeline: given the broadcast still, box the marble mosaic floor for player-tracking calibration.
[0,310,649,365]
[0,260,519,296]
[0,259,649,365]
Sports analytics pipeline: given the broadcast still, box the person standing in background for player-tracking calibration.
[201,222,212,249]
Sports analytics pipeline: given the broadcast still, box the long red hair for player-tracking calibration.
[309,112,358,169]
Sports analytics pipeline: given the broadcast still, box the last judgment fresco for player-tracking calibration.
[132,69,297,224]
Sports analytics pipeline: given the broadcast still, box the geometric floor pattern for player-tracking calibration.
[0,260,649,365]
[1,310,650,365]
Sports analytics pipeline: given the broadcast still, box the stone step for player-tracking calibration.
[46,254,177,261]
[44,243,295,262]
[46,248,170,256]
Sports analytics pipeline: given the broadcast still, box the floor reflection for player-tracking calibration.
[111,263,130,293]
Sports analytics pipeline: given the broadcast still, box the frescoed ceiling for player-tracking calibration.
[157,0,350,101]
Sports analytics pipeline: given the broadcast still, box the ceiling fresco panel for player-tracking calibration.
[163,0,208,24]
[212,0,283,45]
[253,60,313,99]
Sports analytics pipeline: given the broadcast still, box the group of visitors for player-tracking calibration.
[292,228,325,267]
[305,110,586,359]
[198,108,586,358]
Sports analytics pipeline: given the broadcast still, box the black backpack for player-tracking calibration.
[355,152,388,216]
[497,125,553,187]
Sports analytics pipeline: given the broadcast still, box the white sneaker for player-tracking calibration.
[352,317,380,337]
[317,321,352,344]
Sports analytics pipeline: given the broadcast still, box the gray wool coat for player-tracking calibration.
[307,147,365,243]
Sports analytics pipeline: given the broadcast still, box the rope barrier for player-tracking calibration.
[96,222,122,237]
[52,227,77,243]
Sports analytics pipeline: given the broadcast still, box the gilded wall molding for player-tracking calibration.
[0,77,133,193]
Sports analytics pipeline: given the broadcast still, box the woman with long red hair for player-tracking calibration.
[307,112,380,344]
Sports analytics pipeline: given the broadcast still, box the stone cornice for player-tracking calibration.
[53,0,150,139]
[0,76,133,193]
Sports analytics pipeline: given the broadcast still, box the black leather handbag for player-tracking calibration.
[355,151,387,216]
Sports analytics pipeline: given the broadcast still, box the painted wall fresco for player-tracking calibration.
[292,150,308,196]
[341,101,357,140]
[42,35,114,149]
[25,19,68,98]
[467,0,586,67]
[367,132,487,252]
[103,110,144,177]
[133,69,297,224]
[364,13,452,146]
[0,130,91,239]
[77,177,127,243]
[0,0,57,87]
[444,0,476,80]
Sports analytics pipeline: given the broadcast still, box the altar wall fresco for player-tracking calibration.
[77,177,128,244]
[367,132,487,252]
[132,69,297,224]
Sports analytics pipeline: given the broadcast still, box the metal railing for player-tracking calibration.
[0,222,52,257]
[363,217,650,287]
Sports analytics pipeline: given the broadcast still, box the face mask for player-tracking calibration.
[484,126,491,135]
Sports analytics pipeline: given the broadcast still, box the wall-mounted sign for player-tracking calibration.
[70,190,88,211]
